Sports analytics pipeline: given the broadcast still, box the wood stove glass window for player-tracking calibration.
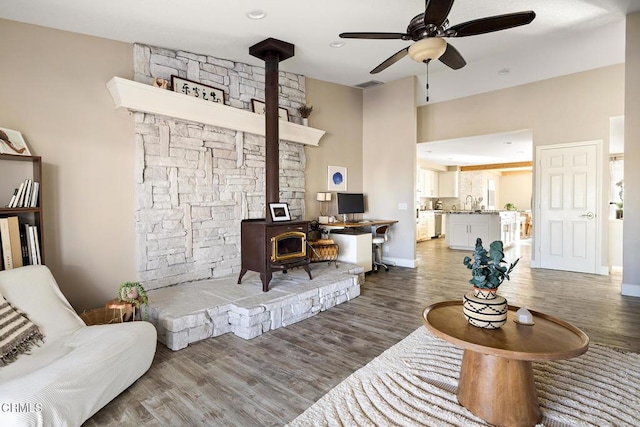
[271,231,306,262]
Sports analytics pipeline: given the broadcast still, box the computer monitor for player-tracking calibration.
[337,192,365,215]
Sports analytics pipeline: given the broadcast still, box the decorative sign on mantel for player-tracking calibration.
[171,75,225,104]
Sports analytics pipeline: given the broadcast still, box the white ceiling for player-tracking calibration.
[2,0,637,167]
[417,130,533,166]
[2,0,639,107]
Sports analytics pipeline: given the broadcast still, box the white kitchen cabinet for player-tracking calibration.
[416,167,425,197]
[423,169,438,197]
[499,211,520,248]
[446,213,501,250]
[417,220,429,241]
[417,210,434,242]
[426,215,436,238]
[438,171,459,198]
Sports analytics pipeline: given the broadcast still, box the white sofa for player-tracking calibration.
[0,265,157,426]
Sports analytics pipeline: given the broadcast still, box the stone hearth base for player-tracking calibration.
[147,263,363,350]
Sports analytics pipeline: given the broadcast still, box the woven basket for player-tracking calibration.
[309,241,338,262]
[80,308,122,326]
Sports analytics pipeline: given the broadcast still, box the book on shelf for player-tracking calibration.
[25,225,41,265]
[10,182,24,208]
[7,216,23,268]
[0,218,12,269]
[29,182,40,207]
[6,178,39,208]
[33,226,41,265]
[23,223,33,266]
[7,188,18,208]
[0,217,41,270]
[21,179,32,207]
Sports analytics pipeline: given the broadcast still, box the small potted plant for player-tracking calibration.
[462,238,519,329]
[117,281,149,320]
[297,105,313,126]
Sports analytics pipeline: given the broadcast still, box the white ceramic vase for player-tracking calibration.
[462,288,508,329]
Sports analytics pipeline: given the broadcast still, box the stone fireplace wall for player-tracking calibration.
[133,44,308,290]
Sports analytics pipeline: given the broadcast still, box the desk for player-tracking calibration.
[423,301,589,426]
[321,219,398,229]
[321,220,397,272]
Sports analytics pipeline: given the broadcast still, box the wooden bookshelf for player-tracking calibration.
[0,153,44,266]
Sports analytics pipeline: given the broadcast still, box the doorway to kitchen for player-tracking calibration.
[416,129,533,254]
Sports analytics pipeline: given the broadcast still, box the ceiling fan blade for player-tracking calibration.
[340,32,409,40]
[370,47,410,74]
[447,11,536,37]
[438,43,466,70]
[423,0,455,26]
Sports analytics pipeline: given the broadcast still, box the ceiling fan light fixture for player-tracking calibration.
[408,37,447,62]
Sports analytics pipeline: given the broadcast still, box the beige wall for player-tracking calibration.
[0,19,136,310]
[363,77,417,266]
[623,12,640,295]
[499,172,533,211]
[304,79,363,219]
[418,65,624,145]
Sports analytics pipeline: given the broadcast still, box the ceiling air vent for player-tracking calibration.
[354,80,384,89]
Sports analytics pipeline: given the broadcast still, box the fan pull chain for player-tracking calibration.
[425,60,430,103]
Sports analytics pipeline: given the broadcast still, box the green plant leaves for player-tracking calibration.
[462,238,519,289]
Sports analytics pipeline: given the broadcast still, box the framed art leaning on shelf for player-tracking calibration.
[0,127,31,156]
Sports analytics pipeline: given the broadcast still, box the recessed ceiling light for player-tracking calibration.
[498,68,511,75]
[329,41,345,48]
[246,10,266,20]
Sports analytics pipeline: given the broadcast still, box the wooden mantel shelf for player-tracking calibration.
[106,77,325,146]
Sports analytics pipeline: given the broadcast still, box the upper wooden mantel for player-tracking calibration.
[106,77,325,146]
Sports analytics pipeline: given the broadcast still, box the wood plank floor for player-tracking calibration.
[85,238,640,426]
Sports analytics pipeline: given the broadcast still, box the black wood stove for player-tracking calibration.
[237,38,312,292]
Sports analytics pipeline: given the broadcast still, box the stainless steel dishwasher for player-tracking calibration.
[434,211,443,237]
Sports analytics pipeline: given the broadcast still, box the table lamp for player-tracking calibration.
[317,192,331,223]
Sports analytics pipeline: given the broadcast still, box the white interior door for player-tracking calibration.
[537,142,600,273]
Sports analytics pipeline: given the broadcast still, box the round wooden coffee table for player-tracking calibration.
[423,300,589,427]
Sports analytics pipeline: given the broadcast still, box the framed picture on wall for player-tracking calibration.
[269,203,291,222]
[327,165,347,192]
[0,127,31,156]
[251,99,290,121]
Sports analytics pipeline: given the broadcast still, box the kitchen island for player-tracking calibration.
[446,211,519,250]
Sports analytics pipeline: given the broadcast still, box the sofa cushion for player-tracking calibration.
[0,266,85,343]
[0,293,44,366]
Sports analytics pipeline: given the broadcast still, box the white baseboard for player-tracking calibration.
[621,283,640,297]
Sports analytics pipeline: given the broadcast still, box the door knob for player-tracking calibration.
[579,212,595,219]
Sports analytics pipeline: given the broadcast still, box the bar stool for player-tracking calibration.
[372,225,389,272]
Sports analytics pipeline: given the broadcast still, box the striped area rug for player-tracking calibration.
[288,327,640,426]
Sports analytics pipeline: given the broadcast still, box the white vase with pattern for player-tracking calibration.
[463,288,508,329]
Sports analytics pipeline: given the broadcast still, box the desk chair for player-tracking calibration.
[372,225,389,272]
